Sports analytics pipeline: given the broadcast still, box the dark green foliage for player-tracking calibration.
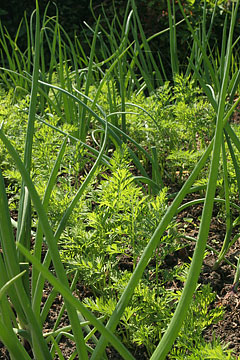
[0,1,92,48]
[1,0,239,80]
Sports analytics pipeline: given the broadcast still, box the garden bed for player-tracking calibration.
[1,198,240,359]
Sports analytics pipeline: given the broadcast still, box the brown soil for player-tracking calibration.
[177,196,240,358]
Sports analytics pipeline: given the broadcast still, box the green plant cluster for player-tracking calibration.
[59,146,175,273]
[57,147,224,358]
[0,89,78,210]
[128,75,215,183]
[71,75,215,185]
[0,0,240,359]
[0,88,232,358]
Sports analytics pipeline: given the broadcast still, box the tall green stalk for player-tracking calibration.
[16,2,40,261]
[167,0,179,79]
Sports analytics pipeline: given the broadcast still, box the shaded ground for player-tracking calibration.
[177,197,240,357]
